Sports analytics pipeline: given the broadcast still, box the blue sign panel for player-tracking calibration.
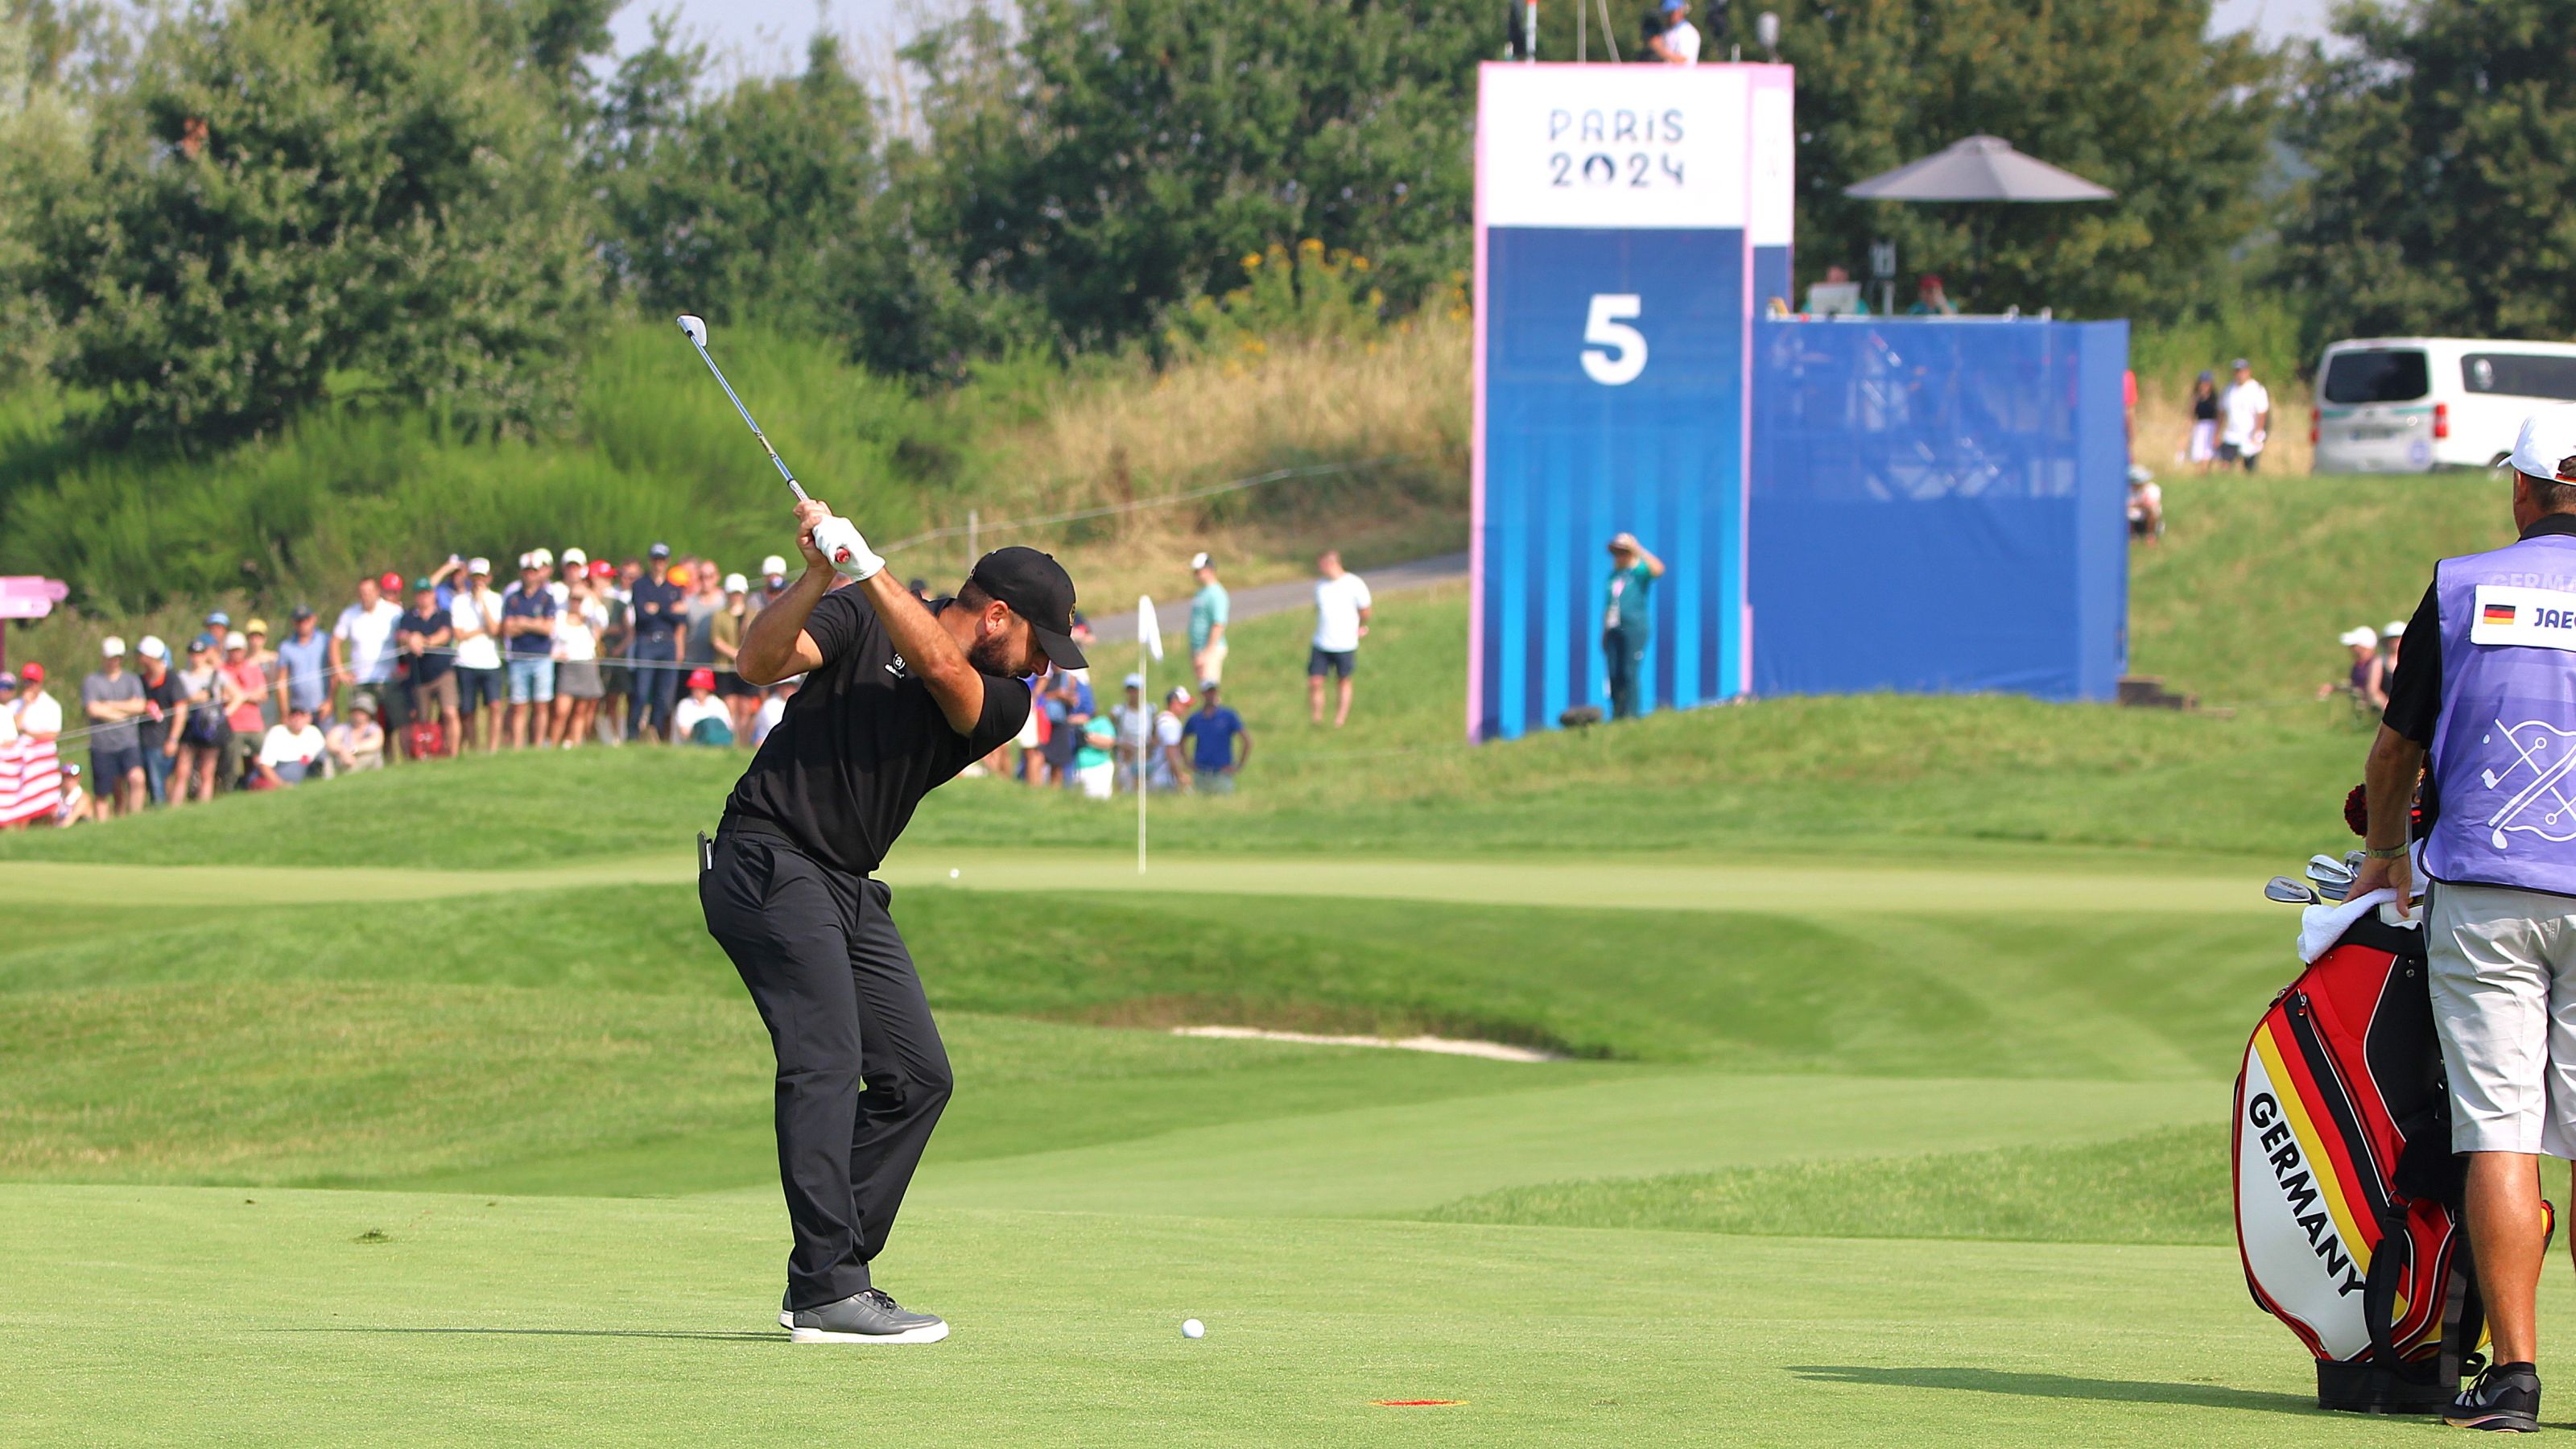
[1747,318,2130,701]
[1475,227,1747,740]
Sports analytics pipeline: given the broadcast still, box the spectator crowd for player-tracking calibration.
[0,542,1397,828]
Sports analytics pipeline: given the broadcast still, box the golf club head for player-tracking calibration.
[2307,853,2354,884]
[2264,877,2320,905]
[676,314,708,347]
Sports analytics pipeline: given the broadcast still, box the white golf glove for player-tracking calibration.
[810,516,882,581]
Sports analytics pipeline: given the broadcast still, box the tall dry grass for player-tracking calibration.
[930,320,1472,600]
[2132,378,2315,479]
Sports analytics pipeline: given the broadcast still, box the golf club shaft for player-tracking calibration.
[683,334,807,502]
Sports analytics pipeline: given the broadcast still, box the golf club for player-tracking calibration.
[676,315,804,502]
[675,314,868,572]
[2264,876,2320,905]
[2307,853,2354,884]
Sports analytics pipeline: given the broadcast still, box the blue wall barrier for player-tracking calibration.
[1747,318,2129,702]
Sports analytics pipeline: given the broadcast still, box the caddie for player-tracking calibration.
[2355,412,2576,1433]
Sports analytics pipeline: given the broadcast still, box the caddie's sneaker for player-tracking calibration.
[2448,1361,2541,1431]
[786,1288,948,1344]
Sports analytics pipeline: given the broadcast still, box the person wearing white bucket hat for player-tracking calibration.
[2353,409,2576,1430]
[2320,625,2385,710]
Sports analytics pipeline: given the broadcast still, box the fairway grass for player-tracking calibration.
[8,473,2509,1443]
[6,1183,2550,1448]
[1426,1125,2232,1245]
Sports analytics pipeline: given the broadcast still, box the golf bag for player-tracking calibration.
[2233,907,2493,1413]
[404,720,444,761]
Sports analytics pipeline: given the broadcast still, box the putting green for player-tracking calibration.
[0,848,2282,916]
[906,1072,2216,1217]
[5,1183,2550,1447]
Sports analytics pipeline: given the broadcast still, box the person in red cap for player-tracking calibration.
[672,667,731,745]
[702,497,1080,1345]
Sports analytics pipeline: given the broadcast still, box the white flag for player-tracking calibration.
[1137,594,1165,662]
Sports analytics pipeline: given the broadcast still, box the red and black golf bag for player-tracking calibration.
[2233,906,2508,1414]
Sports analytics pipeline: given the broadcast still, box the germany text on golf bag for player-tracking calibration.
[2232,907,2491,1414]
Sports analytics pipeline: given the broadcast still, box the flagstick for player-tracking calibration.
[1137,594,1150,876]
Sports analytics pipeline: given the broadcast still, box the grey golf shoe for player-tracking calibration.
[784,1288,949,1344]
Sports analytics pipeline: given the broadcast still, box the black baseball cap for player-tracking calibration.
[972,546,1085,669]
[648,542,671,559]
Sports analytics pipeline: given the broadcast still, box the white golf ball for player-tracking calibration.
[1181,1318,1205,1340]
[948,868,960,879]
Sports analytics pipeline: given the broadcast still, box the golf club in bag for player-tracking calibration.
[2236,832,2551,1412]
[674,315,870,576]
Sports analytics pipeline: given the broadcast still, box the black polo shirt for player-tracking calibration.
[722,590,1030,876]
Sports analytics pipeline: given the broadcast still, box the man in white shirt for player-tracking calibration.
[13,662,62,741]
[1649,0,1701,62]
[330,573,405,736]
[1150,685,1191,791]
[2219,357,2271,472]
[253,705,327,786]
[448,558,507,755]
[1307,550,1373,728]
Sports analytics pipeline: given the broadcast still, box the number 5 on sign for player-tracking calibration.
[1580,294,1646,385]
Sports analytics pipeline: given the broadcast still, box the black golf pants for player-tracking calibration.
[700,821,952,1311]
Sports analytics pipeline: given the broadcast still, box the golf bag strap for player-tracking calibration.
[2365,1207,2434,1383]
[2448,1231,2486,1389]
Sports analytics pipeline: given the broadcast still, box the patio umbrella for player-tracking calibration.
[1843,135,2115,203]
[1843,136,2115,308]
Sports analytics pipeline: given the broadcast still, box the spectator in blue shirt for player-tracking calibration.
[274,605,333,727]
[626,544,687,744]
[501,554,560,749]
[1179,680,1252,795]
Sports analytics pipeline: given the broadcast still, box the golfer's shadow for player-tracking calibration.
[1788,1365,2314,1418]
[274,1327,774,1344]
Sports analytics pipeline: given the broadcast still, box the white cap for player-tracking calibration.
[224,630,249,650]
[1167,684,1193,705]
[561,547,588,567]
[723,572,749,594]
[2385,620,2409,638]
[138,635,169,662]
[516,551,534,570]
[1124,672,1146,688]
[100,635,126,657]
[2508,411,2576,481]
[762,555,788,578]
[528,547,555,569]
[1189,552,1212,571]
[2340,625,2380,648]
[468,555,492,575]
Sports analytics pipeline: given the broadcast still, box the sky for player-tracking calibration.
[607,0,2341,72]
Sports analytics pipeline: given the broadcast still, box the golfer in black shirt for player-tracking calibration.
[703,497,1083,1344]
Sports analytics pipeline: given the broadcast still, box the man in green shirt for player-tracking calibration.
[1602,532,1666,720]
[1188,551,1231,684]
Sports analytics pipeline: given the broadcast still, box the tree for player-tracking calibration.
[1769,0,2277,319]
[2277,0,2576,340]
[22,0,601,445]
[905,0,1488,351]
[591,27,1006,381]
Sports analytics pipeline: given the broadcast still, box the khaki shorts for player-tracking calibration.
[2429,880,2576,1156]
[1194,639,1227,684]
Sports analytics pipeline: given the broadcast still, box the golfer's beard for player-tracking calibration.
[967,630,1020,677]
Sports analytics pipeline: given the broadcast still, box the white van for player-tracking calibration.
[2313,337,2576,473]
